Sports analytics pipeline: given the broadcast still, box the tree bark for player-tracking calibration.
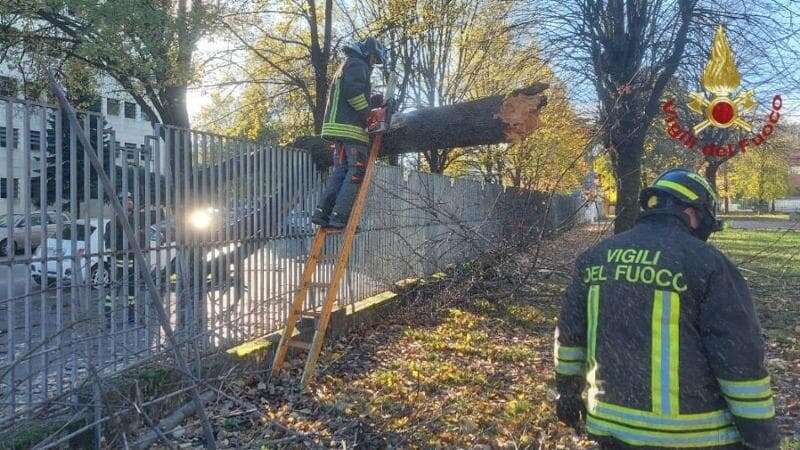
[613,142,644,234]
[291,83,548,171]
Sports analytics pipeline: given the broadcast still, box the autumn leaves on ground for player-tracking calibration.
[163,225,799,449]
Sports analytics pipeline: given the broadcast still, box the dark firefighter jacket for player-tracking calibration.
[555,210,778,449]
[321,52,371,145]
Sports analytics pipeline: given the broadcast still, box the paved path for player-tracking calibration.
[727,219,800,231]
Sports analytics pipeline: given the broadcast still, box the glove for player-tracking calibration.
[556,395,585,429]
[366,107,387,133]
[369,93,384,107]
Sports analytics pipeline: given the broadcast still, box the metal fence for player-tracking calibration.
[775,198,800,212]
[0,96,592,427]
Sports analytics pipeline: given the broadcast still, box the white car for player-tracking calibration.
[0,211,71,256]
[31,219,176,287]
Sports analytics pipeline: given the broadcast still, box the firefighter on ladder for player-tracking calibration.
[311,37,387,229]
[554,169,778,449]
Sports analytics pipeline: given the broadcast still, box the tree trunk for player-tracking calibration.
[614,145,644,234]
[704,163,718,192]
[424,149,449,174]
[292,83,548,171]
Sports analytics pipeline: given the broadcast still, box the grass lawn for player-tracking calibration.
[712,228,800,278]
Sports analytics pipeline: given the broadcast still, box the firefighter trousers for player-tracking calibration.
[316,141,368,225]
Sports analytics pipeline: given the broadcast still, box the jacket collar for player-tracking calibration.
[636,208,694,235]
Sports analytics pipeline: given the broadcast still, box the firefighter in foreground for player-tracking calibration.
[311,37,387,229]
[554,169,778,449]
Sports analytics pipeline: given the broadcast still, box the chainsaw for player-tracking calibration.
[366,74,397,135]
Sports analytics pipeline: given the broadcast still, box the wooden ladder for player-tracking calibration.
[270,130,384,388]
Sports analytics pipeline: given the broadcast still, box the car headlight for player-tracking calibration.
[189,209,213,230]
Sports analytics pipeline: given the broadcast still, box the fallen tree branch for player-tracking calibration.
[130,390,218,450]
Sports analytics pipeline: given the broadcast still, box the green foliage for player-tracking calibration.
[3,0,221,126]
[729,130,793,204]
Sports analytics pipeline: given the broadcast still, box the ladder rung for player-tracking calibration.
[318,254,337,262]
[301,310,322,318]
[288,339,311,350]
[323,227,345,234]
[307,282,329,289]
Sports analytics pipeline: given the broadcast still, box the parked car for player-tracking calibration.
[31,218,177,287]
[0,211,70,256]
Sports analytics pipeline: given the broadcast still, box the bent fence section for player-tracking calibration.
[0,97,594,427]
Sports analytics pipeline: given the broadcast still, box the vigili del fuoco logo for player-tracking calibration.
[661,25,783,158]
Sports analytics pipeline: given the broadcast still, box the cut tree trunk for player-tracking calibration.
[293,83,548,171]
[201,83,547,180]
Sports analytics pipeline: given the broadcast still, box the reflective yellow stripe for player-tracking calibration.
[726,397,775,419]
[322,123,369,142]
[651,290,663,415]
[686,173,718,202]
[590,401,733,431]
[668,292,680,416]
[330,77,342,122]
[655,180,699,201]
[587,416,741,447]
[556,345,586,361]
[348,94,369,111]
[652,290,680,416]
[718,376,772,399]
[586,285,601,405]
[555,361,584,375]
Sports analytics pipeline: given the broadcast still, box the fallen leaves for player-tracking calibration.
[131,225,798,448]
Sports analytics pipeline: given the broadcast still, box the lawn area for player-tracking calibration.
[711,228,800,278]
[146,226,799,448]
[718,212,792,222]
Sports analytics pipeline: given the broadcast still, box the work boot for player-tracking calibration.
[326,211,347,229]
[311,208,329,227]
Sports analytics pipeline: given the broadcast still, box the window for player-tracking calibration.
[0,178,19,199]
[30,130,41,151]
[0,127,20,149]
[140,108,151,122]
[0,76,17,97]
[107,98,120,116]
[124,143,138,164]
[124,101,136,119]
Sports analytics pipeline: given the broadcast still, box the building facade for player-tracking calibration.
[0,63,160,216]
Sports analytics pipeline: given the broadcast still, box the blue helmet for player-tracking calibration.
[639,168,722,240]
[344,37,386,64]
